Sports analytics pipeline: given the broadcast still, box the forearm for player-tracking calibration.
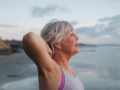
[22,32,52,69]
[22,32,46,64]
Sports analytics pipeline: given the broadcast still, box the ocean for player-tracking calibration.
[69,46,120,90]
[0,46,120,90]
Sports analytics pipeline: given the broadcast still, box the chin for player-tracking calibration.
[76,50,79,53]
[73,50,79,55]
[76,48,79,53]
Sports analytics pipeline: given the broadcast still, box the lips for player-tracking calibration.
[75,44,79,47]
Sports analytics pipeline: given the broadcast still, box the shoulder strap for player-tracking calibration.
[58,66,65,90]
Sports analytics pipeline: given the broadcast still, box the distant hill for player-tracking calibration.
[0,38,23,55]
[4,39,22,49]
[3,39,97,49]
[79,43,97,47]
[0,37,11,52]
[98,44,120,46]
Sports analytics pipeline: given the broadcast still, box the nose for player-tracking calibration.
[75,34,79,41]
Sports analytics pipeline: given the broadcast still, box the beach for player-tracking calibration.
[0,51,39,90]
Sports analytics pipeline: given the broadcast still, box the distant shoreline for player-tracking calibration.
[2,39,120,55]
[1,39,97,55]
[78,43,97,47]
[0,39,23,55]
[0,49,22,55]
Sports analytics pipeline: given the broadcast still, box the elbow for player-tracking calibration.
[22,32,34,42]
[22,32,35,46]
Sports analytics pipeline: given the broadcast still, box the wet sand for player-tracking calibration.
[0,51,39,90]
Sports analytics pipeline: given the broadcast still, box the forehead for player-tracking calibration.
[69,29,73,33]
[62,27,74,41]
[66,28,74,34]
[63,28,74,38]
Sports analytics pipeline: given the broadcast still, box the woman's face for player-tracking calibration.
[61,27,79,55]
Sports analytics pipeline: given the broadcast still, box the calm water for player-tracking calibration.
[69,46,120,90]
[0,46,120,90]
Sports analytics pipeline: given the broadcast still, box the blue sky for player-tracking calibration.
[0,0,120,44]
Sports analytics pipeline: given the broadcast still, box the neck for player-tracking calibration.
[52,50,73,70]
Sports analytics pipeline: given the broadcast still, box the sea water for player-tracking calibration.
[69,46,120,90]
[0,46,120,90]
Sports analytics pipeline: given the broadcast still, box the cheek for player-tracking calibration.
[66,38,75,47]
[69,37,75,44]
[62,36,75,48]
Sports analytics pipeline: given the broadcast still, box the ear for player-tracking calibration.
[52,39,61,49]
[53,43,61,49]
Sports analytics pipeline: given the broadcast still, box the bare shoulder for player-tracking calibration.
[38,60,62,90]
[22,32,43,44]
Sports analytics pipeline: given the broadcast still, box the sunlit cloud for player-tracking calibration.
[97,35,114,39]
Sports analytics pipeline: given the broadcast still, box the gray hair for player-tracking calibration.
[40,19,73,55]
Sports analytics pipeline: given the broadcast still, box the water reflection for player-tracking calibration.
[70,62,120,80]
[80,50,96,52]
[69,62,120,90]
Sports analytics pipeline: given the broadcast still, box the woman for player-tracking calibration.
[22,19,84,90]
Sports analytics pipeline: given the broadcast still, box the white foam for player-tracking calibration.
[0,77,39,90]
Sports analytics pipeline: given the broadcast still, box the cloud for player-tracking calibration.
[97,35,114,39]
[30,28,39,30]
[99,15,120,25]
[70,21,79,26]
[108,0,120,1]
[103,15,120,37]
[98,17,111,22]
[75,24,106,38]
[74,15,120,44]
[0,24,17,27]
[29,4,69,17]
[109,15,120,25]
[75,15,120,37]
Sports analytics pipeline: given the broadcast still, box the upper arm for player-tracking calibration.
[22,32,56,76]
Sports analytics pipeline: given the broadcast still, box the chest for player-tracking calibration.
[62,70,84,90]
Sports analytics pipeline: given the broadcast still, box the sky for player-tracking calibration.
[0,0,120,44]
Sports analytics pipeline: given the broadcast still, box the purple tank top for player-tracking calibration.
[58,67,65,90]
[58,65,84,90]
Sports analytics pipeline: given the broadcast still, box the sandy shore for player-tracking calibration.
[0,51,39,90]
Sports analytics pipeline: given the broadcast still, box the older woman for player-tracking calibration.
[22,20,84,90]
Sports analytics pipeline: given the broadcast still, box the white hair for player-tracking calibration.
[40,19,73,55]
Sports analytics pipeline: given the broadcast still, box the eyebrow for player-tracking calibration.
[69,29,73,34]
